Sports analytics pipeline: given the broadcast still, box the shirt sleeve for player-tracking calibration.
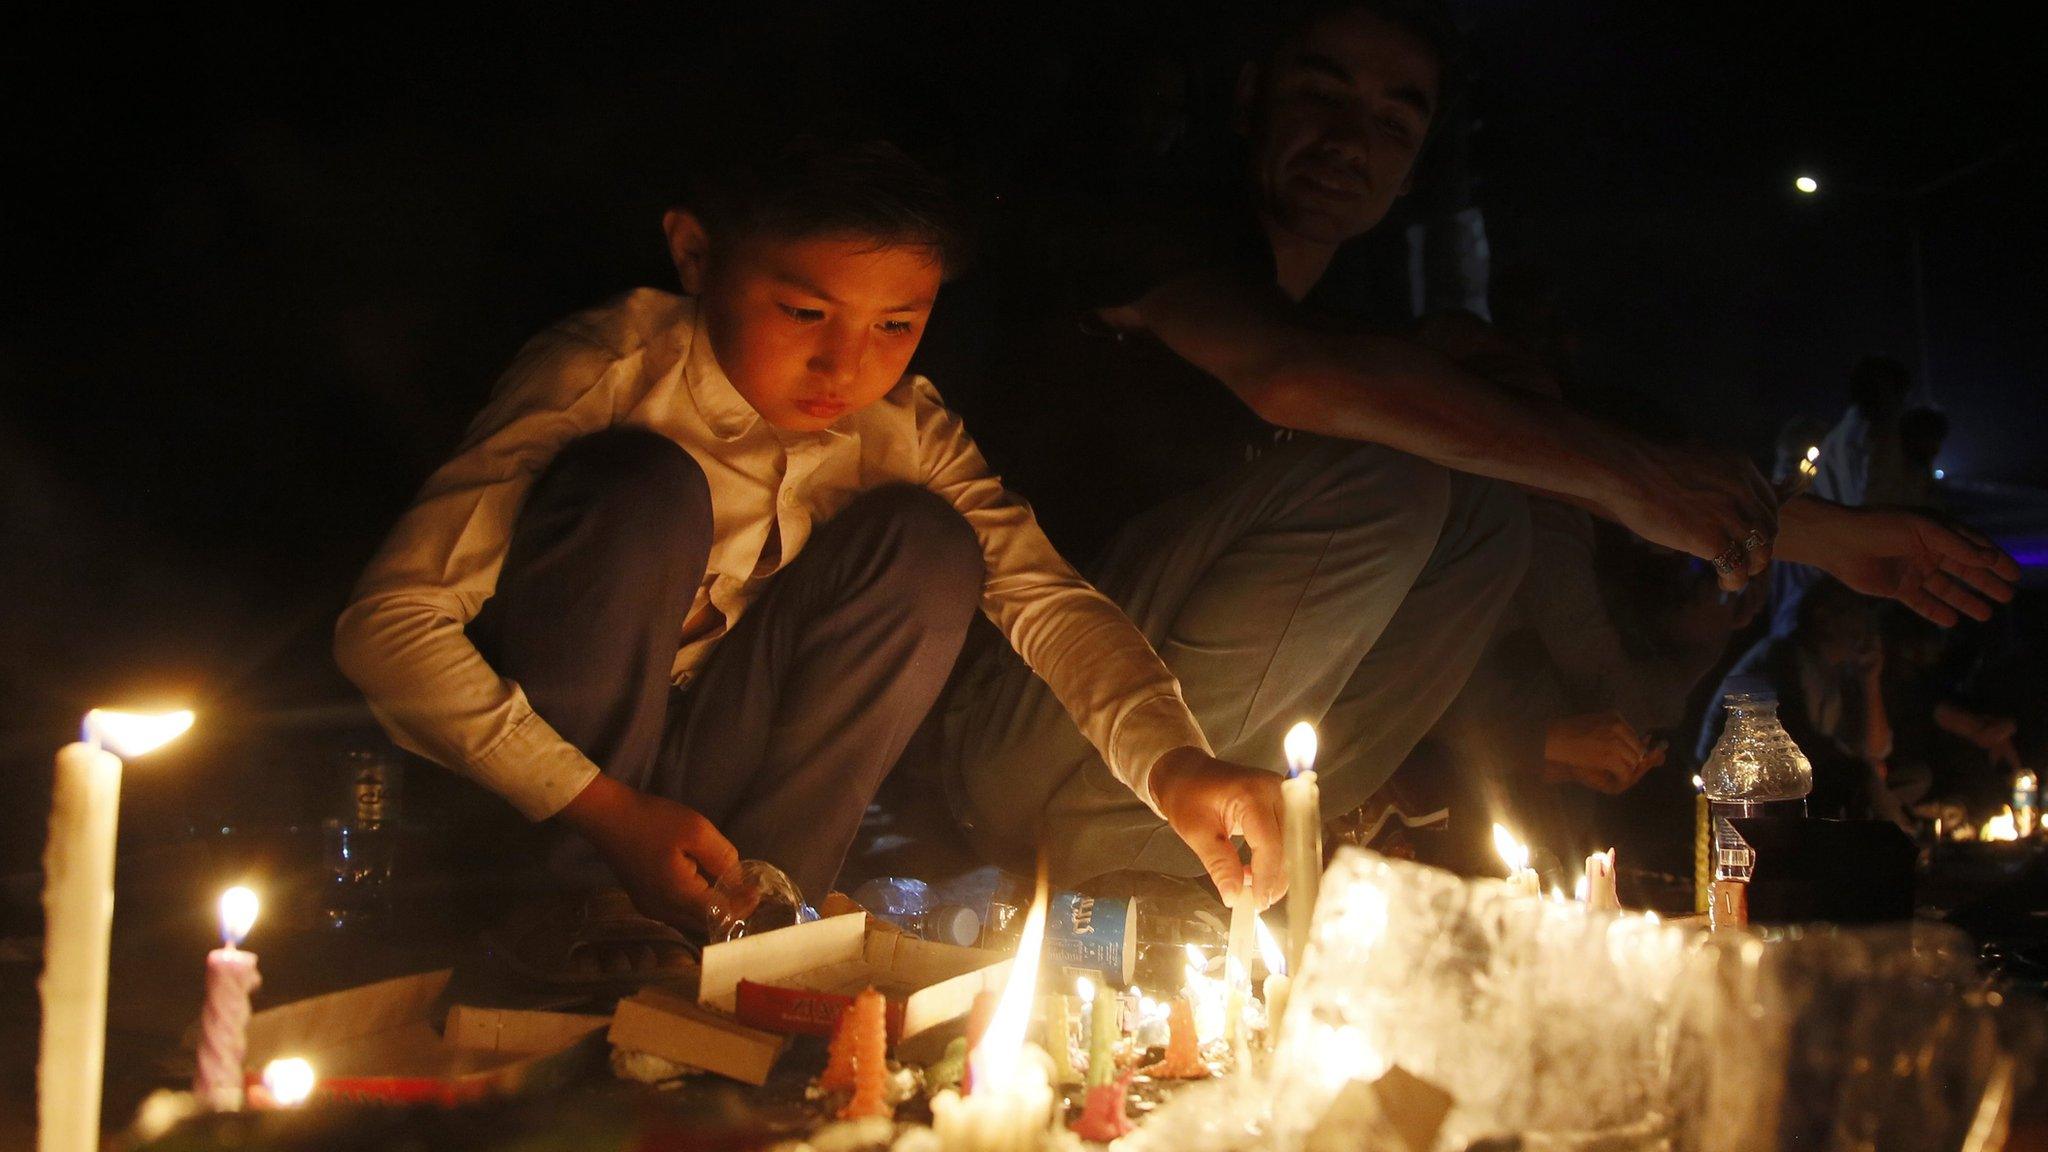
[909,378,1211,814]
[333,330,630,820]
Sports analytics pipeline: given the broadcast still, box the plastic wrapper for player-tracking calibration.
[707,859,820,942]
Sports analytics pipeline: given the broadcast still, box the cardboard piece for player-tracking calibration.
[698,912,1009,1056]
[609,985,789,1086]
[240,969,608,1106]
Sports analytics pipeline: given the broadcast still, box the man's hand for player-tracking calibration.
[1778,498,2019,625]
[555,774,741,930]
[1600,439,1781,590]
[1148,746,1286,909]
[1542,712,1665,794]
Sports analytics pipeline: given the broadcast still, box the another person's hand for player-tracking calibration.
[1781,500,2018,625]
[1602,439,1779,590]
[1542,712,1666,794]
[556,774,741,930]
[1148,746,1286,909]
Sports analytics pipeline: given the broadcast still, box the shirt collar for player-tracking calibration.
[681,307,763,442]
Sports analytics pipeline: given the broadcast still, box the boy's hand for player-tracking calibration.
[556,774,741,929]
[1147,747,1286,910]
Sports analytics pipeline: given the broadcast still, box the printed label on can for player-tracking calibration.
[1042,894,1130,982]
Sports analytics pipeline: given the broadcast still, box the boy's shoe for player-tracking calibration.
[485,889,701,987]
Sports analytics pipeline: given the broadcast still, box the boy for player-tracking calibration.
[333,135,1283,969]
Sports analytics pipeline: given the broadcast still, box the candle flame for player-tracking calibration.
[1645,911,1661,925]
[970,861,1048,1088]
[1572,875,1588,902]
[1691,775,1705,792]
[84,708,194,759]
[1805,445,1821,463]
[1255,915,1285,978]
[263,1057,316,1107]
[1284,721,1317,778]
[1982,807,2020,842]
[219,886,259,948]
[1491,823,1530,873]
[2019,771,2038,791]
[1076,977,1095,1005]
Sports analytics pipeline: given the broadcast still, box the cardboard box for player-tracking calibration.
[240,969,608,1106]
[699,912,1009,1057]
[608,985,790,1087]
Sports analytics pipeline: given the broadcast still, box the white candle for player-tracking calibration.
[1281,722,1321,978]
[930,1050,1054,1152]
[937,863,1055,1152]
[1223,879,1255,1053]
[1493,823,1539,899]
[38,709,192,1152]
[195,887,262,1109]
[1583,849,1620,911]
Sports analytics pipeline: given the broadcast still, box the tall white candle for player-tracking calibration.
[39,709,193,1152]
[195,887,261,1109]
[1223,879,1255,1053]
[1281,722,1321,979]
[39,741,121,1152]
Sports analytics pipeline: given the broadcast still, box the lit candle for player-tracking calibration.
[261,1058,316,1108]
[1281,722,1321,977]
[931,866,1056,1152]
[1492,823,1539,899]
[1693,776,1710,913]
[1583,849,1620,911]
[2014,771,2038,838]
[195,887,261,1109]
[39,709,193,1152]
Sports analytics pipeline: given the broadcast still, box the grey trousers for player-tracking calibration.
[939,436,1530,886]
[473,428,984,901]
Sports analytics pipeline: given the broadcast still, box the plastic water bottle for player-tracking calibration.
[1701,687,1813,885]
[322,746,401,931]
[849,877,984,946]
[980,871,1228,989]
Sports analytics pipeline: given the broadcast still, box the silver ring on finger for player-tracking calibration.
[1740,529,1769,553]
[1711,545,1743,577]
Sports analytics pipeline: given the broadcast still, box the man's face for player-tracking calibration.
[1245,8,1440,247]
[670,214,941,433]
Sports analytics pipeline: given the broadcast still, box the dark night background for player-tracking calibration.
[4,3,2045,879]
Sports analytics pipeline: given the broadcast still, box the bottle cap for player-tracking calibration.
[929,904,983,947]
[1722,675,1777,705]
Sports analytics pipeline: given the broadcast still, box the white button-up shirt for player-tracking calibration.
[335,288,1209,820]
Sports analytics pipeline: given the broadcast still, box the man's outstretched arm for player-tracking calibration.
[1115,273,1781,586]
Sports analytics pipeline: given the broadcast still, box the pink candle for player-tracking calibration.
[195,887,260,1110]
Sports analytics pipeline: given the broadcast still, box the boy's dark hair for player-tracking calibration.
[1847,354,1912,413]
[681,133,969,276]
[1262,0,1467,125]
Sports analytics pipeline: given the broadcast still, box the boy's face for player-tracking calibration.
[666,212,941,433]
[1243,8,1440,247]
